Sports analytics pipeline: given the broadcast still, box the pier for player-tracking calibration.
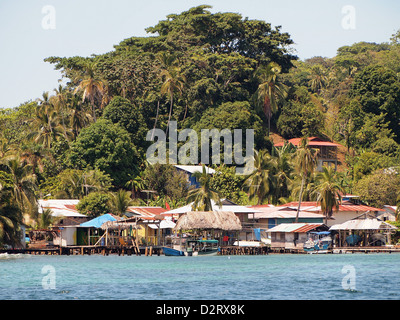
[2,245,400,256]
[0,245,164,256]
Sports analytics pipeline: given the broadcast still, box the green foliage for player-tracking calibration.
[353,170,400,208]
[350,65,400,141]
[187,165,222,211]
[66,119,139,188]
[103,96,148,153]
[2,5,400,228]
[348,151,397,181]
[109,189,134,216]
[76,192,112,218]
[40,168,112,199]
[209,165,245,204]
[193,101,266,150]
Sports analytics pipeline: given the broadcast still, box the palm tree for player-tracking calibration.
[255,62,288,135]
[312,166,345,225]
[109,189,134,216]
[187,165,222,211]
[0,157,38,218]
[243,149,274,205]
[271,143,295,204]
[294,137,318,222]
[69,95,93,139]
[74,61,108,122]
[28,102,65,149]
[19,143,47,174]
[125,172,145,199]
[159,53,186,134]
[0,200,22,247]
[308,65,328,93]
[53,85,69,135]
[37,208,54,229]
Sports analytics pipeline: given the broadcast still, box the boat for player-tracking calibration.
[163,239,219,256]
[185,239,219,256]
[162,246,185,256]
[303,231,332,254]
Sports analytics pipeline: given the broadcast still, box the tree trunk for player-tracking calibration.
[165,94,173,136]
[295,176,305,223]
[151,101,160,140]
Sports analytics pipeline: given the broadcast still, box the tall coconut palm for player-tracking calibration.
[19,143,47,174]
[53,85,69,134]
[69,95,93,139]
[74,61,107,122]
[0,173,23,247]
[187,165,222,211]
[28,102,65,149]
[0,200,22,247]
[255,62,288,135]
[312,166,345,225]
[0,157,38,218]
[308,65,328,93]
[271,143,295,204]
[294,137,318,222]
[243,149,275,205]
[159,53,186,135]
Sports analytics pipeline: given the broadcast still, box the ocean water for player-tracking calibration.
[0,253,399,300]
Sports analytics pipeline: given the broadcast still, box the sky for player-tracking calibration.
[0,0,399,109]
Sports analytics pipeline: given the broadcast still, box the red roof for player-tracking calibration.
[293,224,324,233]
[126,207,167,217]
[278,201,384,212]
[274,137,341,148]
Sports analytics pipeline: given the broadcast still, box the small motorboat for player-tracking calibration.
[163,239,219,256]
[304,231,332,254]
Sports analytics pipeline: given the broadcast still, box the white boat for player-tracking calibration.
[303,231,332,254]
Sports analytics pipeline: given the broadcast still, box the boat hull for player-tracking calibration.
[162,247,184,256]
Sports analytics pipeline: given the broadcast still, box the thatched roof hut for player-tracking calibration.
[174,211,242,231]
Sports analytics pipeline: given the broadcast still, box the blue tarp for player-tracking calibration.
[254,228,261,241]
[80,214,117,228]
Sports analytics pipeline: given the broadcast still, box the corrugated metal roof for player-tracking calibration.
[174,165,215,174]
[267,223,323,233]
[330,219,397,230]
[274,137,341,147]
[126,206,167,217]
[162,200,259,215]
[279,201,384,212]
[251,208,324,219]
[38,199,85,217]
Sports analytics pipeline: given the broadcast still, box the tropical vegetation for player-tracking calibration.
[1,5,400,247]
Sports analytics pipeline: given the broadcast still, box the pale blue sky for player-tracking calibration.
[0,0,399,108]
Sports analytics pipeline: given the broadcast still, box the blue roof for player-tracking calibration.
[80,214,117,228]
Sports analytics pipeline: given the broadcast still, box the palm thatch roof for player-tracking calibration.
[174,211,242,231]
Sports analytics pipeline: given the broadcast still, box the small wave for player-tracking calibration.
[0,253,27,260]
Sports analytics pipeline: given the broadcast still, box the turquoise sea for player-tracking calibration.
[0,253,399,300]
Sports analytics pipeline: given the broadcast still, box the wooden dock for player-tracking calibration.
[3,245,399,256]
[218,246,270,255]
[0,245,164,256]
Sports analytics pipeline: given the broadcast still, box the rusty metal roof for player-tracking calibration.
[267,223,324,233]
[126,206,167,217]
[279,201,384,212]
